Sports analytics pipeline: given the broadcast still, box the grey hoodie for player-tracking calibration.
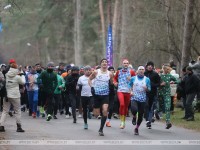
[6,68,25,99]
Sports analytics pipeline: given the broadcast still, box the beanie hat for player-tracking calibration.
[108,66,114,71]
[9,59,16,64]
[47,62,54,67]
[186,66,193,72]
[84,65,91,71]
[71,66,79,71]
[146,61,154,67]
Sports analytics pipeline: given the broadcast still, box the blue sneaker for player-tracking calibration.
[84,123,88,129]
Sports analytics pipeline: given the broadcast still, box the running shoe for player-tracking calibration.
[119,122,125,129]
[46,114,52,121]
[134,128,139,135]
[53,115,58,119]
[165,123,172,129]
[65,114,70,119]
[98,129,104,136]
[106,121,111,127]
[132,117,136,125]
[97,115,102,119]
[155,111,160,120]
[32,112,36,118]
[84,123,88,129]
[146,121,151,129]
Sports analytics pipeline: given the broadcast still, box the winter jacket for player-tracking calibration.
[144,70,160,96]
[184,73,200,94]
[37,70,58,94]
[54,74,65,94]
[6,68,25,99]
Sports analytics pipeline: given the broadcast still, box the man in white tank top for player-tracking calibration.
[88,58,113,136]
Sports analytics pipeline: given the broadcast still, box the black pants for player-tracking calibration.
[81,96,93,123]
[108,94,114,119]
[45,92,54,115]
[131,101,146,126]
[185,93,196,118]
[65,93,71,115]
[69,93,77,119]
[53,94,61,116]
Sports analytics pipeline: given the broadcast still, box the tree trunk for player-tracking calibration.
[113,0,121,68]
[165,0,173,61]
[119,0,130,60]
[181,0,194,71]
[74,0,82,66]
[99,0,106,57]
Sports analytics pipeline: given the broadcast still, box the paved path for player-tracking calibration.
[0,112,200,150]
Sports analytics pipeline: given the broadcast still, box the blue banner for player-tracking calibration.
[0,23,2,32]
[106,24,113,67]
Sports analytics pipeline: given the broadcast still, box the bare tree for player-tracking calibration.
[99,0,106,57]
[113,0,121,68]
[181,0,195,70]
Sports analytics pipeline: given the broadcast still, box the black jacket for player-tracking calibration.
[65,74,79,95]
[144,70,160,96]
[184,73,200,94]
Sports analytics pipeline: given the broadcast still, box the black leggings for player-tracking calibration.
[81,96,93,123]
[131,101,145,126]
[108,94,114,119]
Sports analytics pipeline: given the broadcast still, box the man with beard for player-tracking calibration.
[37,62,58,121]
[65,66,80,123]
[88,58,114,136]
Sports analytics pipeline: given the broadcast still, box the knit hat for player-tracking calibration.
[9,59,16,64]
[71,66,79,71]
[84,65,91,71]
[186,66,193,72]
[108,66,114,71]
[146,61,154,67]
[47,61,54,67]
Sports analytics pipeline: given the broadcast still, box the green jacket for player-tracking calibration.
[37,70,58,94]
[54,74,65,94]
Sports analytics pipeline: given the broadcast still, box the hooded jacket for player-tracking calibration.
[6,68,25,98]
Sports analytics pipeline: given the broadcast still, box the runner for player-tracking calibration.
[129,66,151,135]
[37,62,58,121]
[77,65,93,129]
[158,64,177,129]
[114,59,135,129]
[144,61,160,129]
[88,58,113,136]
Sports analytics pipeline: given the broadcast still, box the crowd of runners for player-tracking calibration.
[0,56,200,136]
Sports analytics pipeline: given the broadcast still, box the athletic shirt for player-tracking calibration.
[118,69,131,93]
[77,75,92,97]
[131,76,147,102]
[93,69,110,95]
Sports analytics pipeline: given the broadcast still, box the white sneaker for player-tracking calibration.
[65,115,70,119]
[78,114,82,118]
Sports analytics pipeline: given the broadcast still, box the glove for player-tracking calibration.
[91,87,95,96]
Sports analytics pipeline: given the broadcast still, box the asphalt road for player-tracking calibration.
[0,112,200,150]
